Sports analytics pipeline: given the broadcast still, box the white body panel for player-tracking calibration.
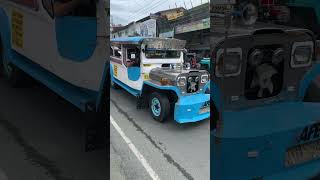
[111,47,183,91]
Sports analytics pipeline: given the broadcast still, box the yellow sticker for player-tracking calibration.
[11,10,24,48]
[144,73,149,80]
[113,65,118,77]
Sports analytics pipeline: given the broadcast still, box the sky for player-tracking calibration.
[110,0,208,25]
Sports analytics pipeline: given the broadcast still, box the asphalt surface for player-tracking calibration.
[0,77,107,180]
[110,88,210,180]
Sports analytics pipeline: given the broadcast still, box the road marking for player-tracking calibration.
[110,116,161,180]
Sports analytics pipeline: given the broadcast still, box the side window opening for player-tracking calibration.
[113,46,122,59]
[125,46,140,67]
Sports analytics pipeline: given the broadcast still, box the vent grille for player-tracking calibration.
[187,76,200,93]
[245,45,284,100]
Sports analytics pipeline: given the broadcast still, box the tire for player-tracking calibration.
[149,92,170,122]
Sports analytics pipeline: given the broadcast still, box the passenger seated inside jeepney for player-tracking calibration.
[54,0,96,17]
[126,47,140,67]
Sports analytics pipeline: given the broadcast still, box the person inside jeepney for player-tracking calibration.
[126,47,140,67]
[54,0,96,17]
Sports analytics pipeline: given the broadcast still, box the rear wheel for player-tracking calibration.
[149,92,170,122]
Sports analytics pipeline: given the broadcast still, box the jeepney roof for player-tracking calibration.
[111,37,145,44]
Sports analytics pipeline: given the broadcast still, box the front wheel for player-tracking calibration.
[149,92,170,122]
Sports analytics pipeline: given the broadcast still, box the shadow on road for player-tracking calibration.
[0,78,107,180]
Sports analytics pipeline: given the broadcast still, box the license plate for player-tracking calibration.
[285,139,320,167]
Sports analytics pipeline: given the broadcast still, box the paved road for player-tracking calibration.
[110,88,210,180]
[0,77,106,180]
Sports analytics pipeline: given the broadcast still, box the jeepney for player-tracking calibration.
[110,37,210,123]
[210,21,320,179]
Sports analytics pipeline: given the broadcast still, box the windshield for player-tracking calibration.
[145,50,181,59]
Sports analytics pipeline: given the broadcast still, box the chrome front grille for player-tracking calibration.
[187,75,200,93]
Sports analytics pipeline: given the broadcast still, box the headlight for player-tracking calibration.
[177,76,186,86]
[215,48,242,77]
[291,41,313,68]
[201,74,209,84]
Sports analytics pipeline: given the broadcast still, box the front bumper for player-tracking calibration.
[211,102,320,180]
[174,93,210,123]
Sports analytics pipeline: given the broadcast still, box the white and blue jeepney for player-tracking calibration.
[110,37,210,123]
